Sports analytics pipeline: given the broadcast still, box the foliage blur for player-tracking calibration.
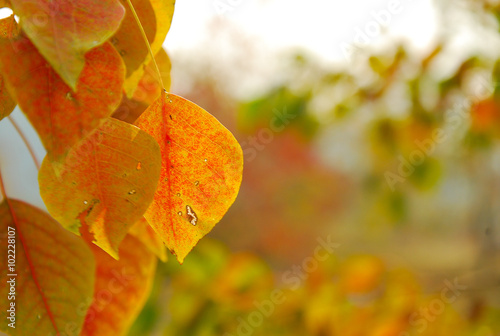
[130,1,500,335]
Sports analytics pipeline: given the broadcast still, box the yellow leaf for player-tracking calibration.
[114,0,175,96]
[9,0,125,89]
[129,217,167,262]
[38,118,162,259]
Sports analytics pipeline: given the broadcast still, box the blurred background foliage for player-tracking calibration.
[130,0,500,335]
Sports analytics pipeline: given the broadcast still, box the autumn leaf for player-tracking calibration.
[132,48,172,105]
[113,0,175,96]
[129,217,168,262]
[112,48,171,124]
[81,230,157,336]
[0,34,125,164]
[0,74,14,121]
[113,0,155,83]
[135,92,243,263]
[148,0,175,58]
[0,199,95,336]
[9,0,125,89]
[0,15,18,121]
[0,13,18,39]
[38,118,162,259]
[112,93,150,124]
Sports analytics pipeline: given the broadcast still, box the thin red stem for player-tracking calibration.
[8,115,41,170]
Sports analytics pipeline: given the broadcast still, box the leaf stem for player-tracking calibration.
[8,115,41,170]
[124,0,165,90]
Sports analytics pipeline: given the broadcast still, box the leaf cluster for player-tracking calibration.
[0,1,243,335]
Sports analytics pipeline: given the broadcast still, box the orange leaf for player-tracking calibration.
[0,13,18,39]
[112,48,171,124]
[0,15,17,121]
[135,92,243,263]
[132,47,171,105]
[0,35,125,164]
[0,200,95,336]
[9,0,125,89]
[81,232,157,336]
[113,0,175,96]
[0,74,14,121]
[129,217,168,261]
[38,118,162,259]
[112,93,149,124]
[113,0,155,94]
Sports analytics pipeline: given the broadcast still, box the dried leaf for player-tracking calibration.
[38,118,162,259]
[9,0,125,89]
[0,200,95,336]
[135,92,243,263]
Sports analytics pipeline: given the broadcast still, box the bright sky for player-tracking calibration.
[0,1,439,64]
[161,0,441,98]
[165,0,439,63]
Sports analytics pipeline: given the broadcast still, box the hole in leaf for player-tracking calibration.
[186,205,198,226]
